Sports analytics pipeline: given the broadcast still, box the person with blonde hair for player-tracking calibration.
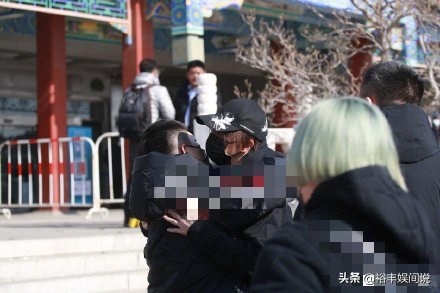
[251,97,439,292]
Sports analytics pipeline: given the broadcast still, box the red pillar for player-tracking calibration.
[122,0,155,179]
[349,38,372,93]
[36,13,67,211]
[122,0,155,88]
[268,41,295,152]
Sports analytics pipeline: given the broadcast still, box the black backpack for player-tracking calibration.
[117,85,150,139]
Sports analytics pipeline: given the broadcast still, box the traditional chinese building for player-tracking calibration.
[0,0,353,141]
[1,0,434,213]
[0,0,428,142]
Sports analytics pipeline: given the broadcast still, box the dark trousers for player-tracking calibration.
[124,138,140,226]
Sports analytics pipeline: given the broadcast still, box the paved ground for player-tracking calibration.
[0,208,138,240]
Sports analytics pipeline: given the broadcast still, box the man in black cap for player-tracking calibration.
[197,99,269,166]
[194,99,289,230]
[197,99,268,139]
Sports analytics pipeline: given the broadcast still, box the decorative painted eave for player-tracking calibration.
[0,0,128,22]
[0,0,131,41]
[242,0,363,23]
[147,0,361,28]
[201,0,244,17]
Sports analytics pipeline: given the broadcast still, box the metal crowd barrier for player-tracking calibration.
[0,137,95,219]
[0,129,293,219]
[86,132,127,219]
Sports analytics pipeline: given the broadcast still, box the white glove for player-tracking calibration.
[198,104,217,115]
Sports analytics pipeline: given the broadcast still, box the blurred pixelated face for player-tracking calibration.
[186,66,206,87]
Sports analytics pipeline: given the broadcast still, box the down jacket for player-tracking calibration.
[132,72,175,126]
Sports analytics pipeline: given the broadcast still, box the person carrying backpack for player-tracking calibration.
[119,58,175,227]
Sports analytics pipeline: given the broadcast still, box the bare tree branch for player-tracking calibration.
[235,1,440,125]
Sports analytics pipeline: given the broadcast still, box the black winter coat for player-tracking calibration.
[383,104,440,237]
[207,142,292,233]
[251,166,440,292]
[145,220,247,293]
[187,143,293,287]
[131,152,246,292]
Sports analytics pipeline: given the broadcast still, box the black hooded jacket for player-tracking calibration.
[130,152,246,292]
[382,104,440,236]
[251,166,440,292]
[130,152,209,223]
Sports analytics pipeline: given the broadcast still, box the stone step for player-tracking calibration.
[0,269,147,293]
[0,232,146,259]
[0,249,147,283]
[0,210,149,292]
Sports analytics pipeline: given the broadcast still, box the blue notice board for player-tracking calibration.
[67,126,93,204]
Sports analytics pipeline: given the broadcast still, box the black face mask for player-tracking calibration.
[206,133,231,166]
